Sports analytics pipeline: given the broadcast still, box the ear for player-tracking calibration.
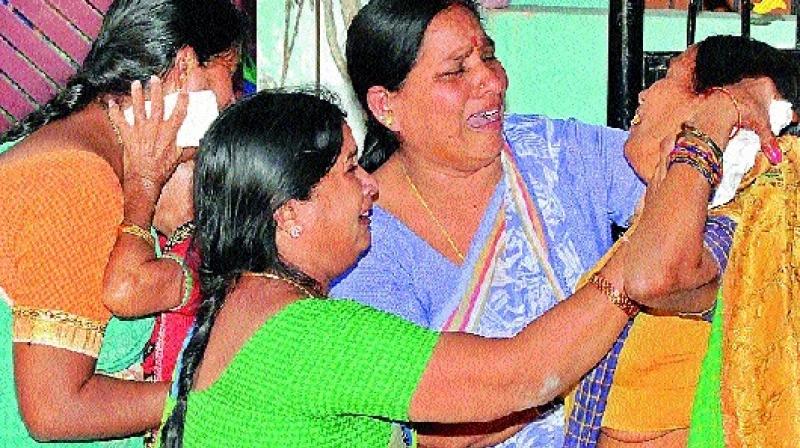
[366,86,396,130]
[163,46,201,90]
[175,46,200,74]
[273,200,299,233]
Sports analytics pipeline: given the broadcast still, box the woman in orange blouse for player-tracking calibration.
[0,0,244,445]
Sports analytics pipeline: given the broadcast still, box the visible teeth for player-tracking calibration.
[482,109,499,119]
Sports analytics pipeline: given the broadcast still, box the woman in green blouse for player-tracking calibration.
[109,87,729,447]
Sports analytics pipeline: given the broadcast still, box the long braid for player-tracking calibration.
[160,90,343,445]
[160,266,232,448]
[1,77,97,143]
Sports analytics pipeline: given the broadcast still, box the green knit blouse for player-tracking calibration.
[162,298,439,447]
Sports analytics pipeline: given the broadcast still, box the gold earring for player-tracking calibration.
[383,113,393,128]
[178,60,194,87]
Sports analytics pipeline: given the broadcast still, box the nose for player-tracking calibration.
[357,167,379,200]
[474,60,507,97]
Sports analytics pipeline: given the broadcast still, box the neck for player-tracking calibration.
[70,102,126,179]
[394,148,503,196]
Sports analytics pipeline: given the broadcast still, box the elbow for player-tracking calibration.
[626,256,703,303]
[102,283,138,318]
[19,402,66,442]
[625,268,678,303]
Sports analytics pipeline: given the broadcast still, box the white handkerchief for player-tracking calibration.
[123,90,218,148]
[710,99,793,208]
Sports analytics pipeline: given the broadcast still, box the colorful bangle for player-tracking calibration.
[669,155,719,188]
[120,223,156,248]
[160,253,193,311]
[679,123,724,162]
[589,273,640,318]
[706,87,742,139]
[669,142,723,187]
[677,133,723,166]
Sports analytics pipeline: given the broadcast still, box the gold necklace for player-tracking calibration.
[241,272,315,298]
[398,158,466,262]
[102,101,125,149]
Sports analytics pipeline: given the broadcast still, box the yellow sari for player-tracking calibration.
[566,137,800,443]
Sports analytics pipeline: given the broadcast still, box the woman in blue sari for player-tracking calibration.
[331,0,778,446]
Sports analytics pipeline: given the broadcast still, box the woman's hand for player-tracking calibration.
[108,76,189,226]
[691,77,780,162]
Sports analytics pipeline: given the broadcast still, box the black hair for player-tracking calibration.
[159,89,344,447]
[1,0,246,143]
[694,35,800,118]
[346,0,480,172]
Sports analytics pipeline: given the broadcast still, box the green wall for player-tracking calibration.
[489,6,796,124]
[258,4,797,128]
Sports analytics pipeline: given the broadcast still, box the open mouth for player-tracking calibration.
[467,108,503,129]
[359,208,372,225]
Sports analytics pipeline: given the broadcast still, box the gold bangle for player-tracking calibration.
[160,253,194,311]
[119,224,155,248]
[589,273,640,318]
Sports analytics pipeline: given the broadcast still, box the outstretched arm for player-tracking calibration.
[408,78,779,429]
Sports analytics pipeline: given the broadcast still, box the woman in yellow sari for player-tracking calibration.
[565,35,799,447]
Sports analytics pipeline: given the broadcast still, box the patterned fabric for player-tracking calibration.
[689,137,800,448]
[333,114,644,446]
[702,216,736,275]
[439,147,566,334]
[163,299,438,447]
[143,234,201,383]
[565,322,632,446]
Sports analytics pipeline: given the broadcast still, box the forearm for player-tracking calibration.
[412,277,629,423]
[625,164,715,303]
[49,375,168,440]
[500,282,630,407]
[104,177,184,317]
[103,238,184,317]
[14,344,169,441]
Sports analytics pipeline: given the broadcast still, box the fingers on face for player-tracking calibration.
[149,75,164,122]
[131,80,145,125]
[168,88,189,136]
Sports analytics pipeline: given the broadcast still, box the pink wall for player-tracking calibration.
[0,0,110,132]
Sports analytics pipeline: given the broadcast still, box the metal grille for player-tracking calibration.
[609,0,800,129]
